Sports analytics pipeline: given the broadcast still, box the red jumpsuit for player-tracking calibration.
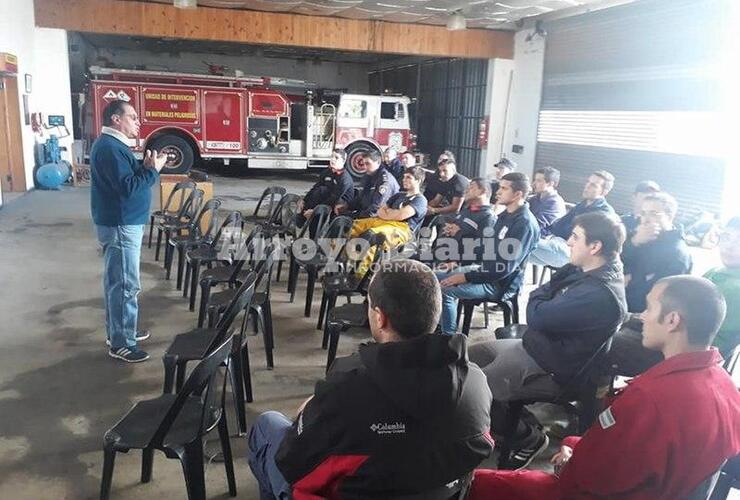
[470,349,740,500]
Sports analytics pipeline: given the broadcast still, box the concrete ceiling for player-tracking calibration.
[134,0,622,29]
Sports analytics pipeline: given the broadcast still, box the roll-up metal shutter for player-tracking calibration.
[370,59,488,178]
[536,0,727,216]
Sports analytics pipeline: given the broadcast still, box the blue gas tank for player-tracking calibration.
[36,161,71,190]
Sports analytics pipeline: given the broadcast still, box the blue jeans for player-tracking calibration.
[436,265,499,335]
[248,411,293,500]
[528,236,570,268]
[95,225,144,349]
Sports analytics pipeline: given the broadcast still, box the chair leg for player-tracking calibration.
[183,261,191,298]
[286,256,296,295]
[207,308,216,329]
[180,441,206,500]
[197,284,210,327]
[176,246,185,290]
[316,292,328,330]
[163,354,177,393]
[275,259,283,282]
[163,230,172,270]
[461,303,474,336]
[263,300,275,369]
[304,269,316,317]
[175,361,187,392]
[455,301,463,330]
[228,354,247,435]
[326,322,342,372]
[288,261,299,303]
[321,294,337,349]
[503,303,512,326]
[512,296,520,324]
[100,445,116,500]
[141,447,154,483]
[155,228,163,261]
[217,412,237,497]
[241,340,253,403]
[189,260,200,311]
[148,216,154,248]
[165,243,174,280]
[497,401,526,470]
[483,302,490,329]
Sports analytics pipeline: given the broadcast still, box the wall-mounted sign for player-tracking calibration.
[0,53,18,75]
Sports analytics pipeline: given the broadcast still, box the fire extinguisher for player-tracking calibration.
[478,117,489,148]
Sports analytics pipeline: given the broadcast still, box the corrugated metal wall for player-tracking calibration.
[370,59,488,178]
[536,0,726,216]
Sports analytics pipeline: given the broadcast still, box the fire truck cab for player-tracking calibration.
[85,67,412,178]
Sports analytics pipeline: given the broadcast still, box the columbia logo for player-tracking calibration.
[370,422,406,434]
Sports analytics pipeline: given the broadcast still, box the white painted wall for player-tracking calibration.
[0,0,73,193]
[500,30,546,178]
[91,47,370,94]
[480,58,514,178]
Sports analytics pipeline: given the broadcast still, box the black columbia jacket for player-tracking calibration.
[275,334,494,499]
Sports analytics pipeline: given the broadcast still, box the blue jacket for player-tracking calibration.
[350,167,400,218]
[90,133,159,226]
[622,228,693,312]
[528,191,566,236]
[522,259,627,385]
[548,197,615,240]
[464,202,540,297]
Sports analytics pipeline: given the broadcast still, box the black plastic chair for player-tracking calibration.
[206,244,280,369]
[195,225,263,327]
[100,337,237,500]
[163,273,257,434]
[165,197,222,289]
[149,180,196,249]
[710,455,740,499]
[494,330,614,469]
[286,205,333,309]
[323,302,369,372]
[261,193,302,281]
[316,233,387,332]
[184,211,243,309]
[242,186,286,227]
[457,291,520,335]
[154,188,203,262]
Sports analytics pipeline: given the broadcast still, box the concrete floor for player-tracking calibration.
[0,169,722,500]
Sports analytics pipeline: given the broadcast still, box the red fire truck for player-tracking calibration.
[85,66,414,178]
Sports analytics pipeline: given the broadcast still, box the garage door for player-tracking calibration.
[535,0,727,216]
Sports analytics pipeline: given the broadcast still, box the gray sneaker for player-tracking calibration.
[108,347,150,363]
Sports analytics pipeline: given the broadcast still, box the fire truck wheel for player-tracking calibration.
[148,134,194,175]
[345,143,378,180]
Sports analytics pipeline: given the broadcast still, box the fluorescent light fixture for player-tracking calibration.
[446,11,467,31]
[174,0,197,9]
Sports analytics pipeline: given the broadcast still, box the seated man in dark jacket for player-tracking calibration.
[247,260,494,499]
[336,150,399,219]
[297,148,354,229]
[620,180,661,236]
[436,173,540,335]
[436,177,497,268]
[382,146,404,185]
[469,212,627,469]
[529,170,616,268]
[528,166,566,233]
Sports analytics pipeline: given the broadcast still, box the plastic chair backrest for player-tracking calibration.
[297,204,332,239]
[162,180,196,213]
[253,243,279,295]
[685,466,723,500]
[724,344,740,389]
[320,215,354,241]
[268,193,302,228]
[558,335,614,398]
[356,233,387,292]
[252,186,287,219]
[149,336,234,449]
[176,188,204,223]
[191,197,222,240]
[213,273,257,344]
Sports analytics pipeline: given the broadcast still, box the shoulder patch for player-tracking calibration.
[379,185,387,195]
[598,406,616,429]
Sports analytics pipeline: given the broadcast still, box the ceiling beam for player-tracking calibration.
[34,0,513,60]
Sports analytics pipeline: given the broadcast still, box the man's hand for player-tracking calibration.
[551,445,573,476]
[632,222,661,246]
[334,203,347,215]
[144,149,167,172]
[436,262,458,273]
[440,272,466,287]
[443,223,461,237]
[427,206,437,216]
[303,208,314,219]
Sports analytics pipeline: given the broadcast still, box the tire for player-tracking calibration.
[147,134,195,175]
[345,142,378,180]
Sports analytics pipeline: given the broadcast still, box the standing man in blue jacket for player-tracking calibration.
[529,170,616,268]
[91,100,166,363]
[436,173,540,335]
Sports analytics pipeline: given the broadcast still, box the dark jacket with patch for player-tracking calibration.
[350,166,400,218]
[621,228,693,313]
[449,204,497,265]
[464,203,540,297]
[522,259,628,385]
[304,168,355,210]
[275,334,494,500]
